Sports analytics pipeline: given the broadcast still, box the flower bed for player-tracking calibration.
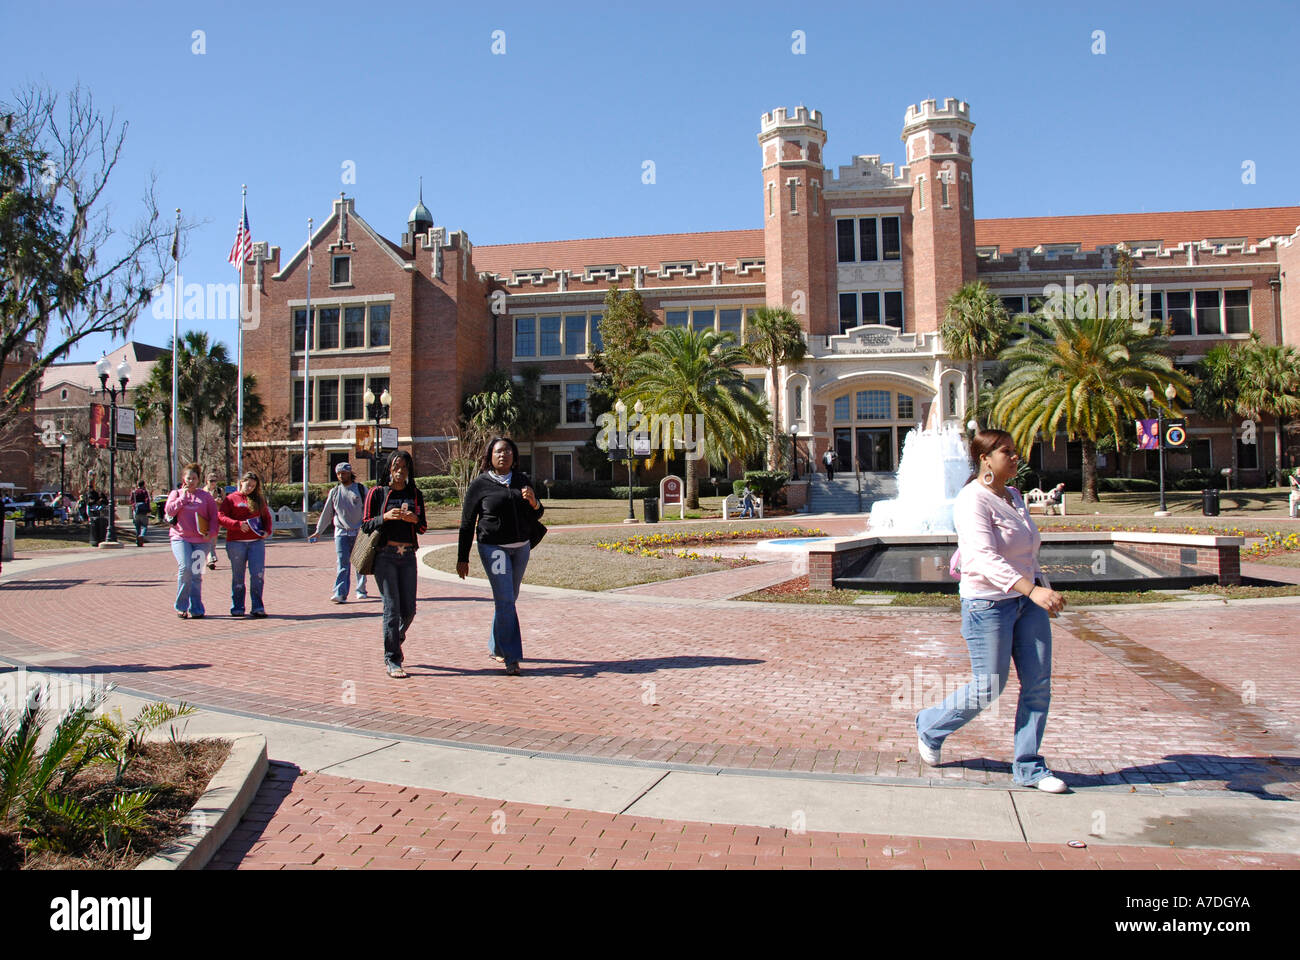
[595,526,826,559]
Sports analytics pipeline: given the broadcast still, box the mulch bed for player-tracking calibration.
[0,739,231,870]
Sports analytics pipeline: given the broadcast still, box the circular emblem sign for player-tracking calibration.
[660,476,682,505]
[1164,425,1187,447]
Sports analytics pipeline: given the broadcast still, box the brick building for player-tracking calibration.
[240,99,1300,487]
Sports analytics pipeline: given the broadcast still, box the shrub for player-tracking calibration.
[740,471,789,503]
[265,483,333,510]
[1171,468,1223,491]
[1098,477,1160,492]
[610,486,654,500]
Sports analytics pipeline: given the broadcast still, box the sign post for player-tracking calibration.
[659,475,684,520]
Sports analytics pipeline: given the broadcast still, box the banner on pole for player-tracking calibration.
[1163,420,1188,449]
[1135,419,1159,451]
[88,404,110,449]
[113,407,137,451]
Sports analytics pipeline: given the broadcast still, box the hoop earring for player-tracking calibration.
[981,467,995,486]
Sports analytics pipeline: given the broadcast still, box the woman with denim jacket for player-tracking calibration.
[915,429,1069,793]
[456,437,544,677]
[361,450,427,679]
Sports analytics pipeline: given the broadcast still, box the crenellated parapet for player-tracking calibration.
[487,257,766,291]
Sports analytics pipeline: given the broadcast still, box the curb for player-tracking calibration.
[135,733,268,871]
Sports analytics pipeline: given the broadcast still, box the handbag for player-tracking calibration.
[351,488,391,576]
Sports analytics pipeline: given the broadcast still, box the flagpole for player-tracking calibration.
[237,184,247,478]
[303,217,312,515]
[170,208,181,492]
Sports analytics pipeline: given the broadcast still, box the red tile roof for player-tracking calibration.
[974,206,1300,253]
[472,229,765,276]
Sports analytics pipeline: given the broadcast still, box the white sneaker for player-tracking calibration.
[1032,775,1068,793]
[356,592,369,600]
[917,736,941,767]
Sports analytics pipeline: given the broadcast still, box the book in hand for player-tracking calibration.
[247,516,267,538]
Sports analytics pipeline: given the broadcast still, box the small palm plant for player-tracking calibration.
[87,700,198,786]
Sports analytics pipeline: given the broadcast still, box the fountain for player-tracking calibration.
[867,424,970,534]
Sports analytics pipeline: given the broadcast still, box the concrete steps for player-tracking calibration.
[807,474,898,514]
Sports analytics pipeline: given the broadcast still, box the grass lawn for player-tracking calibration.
[1047,487,1294,523]
[421,495,744,529]
[423,519,826,591]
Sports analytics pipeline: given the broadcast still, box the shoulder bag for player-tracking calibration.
[351,487,391,576]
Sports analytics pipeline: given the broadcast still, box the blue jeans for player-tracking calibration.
[133,509,148,539]
[171,539,208,616]
[916,595,1053,785]
[226,538,266,615]
[373,546,417,668]
[478,542,530,663]
[333,534,369,599]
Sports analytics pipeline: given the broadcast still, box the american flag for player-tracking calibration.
[227,210,252,270]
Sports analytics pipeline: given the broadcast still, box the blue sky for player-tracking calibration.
[7,0,1298,363]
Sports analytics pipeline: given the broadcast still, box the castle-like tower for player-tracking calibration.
[758,106,831,332]
[901,98,978,329]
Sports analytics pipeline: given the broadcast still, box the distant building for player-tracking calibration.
[240,100,1300,486]
[1,341,38,494]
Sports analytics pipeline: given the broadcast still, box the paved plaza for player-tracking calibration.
[1,520,1298,869]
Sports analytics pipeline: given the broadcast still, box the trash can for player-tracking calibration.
[643,497,659,524]
[1201,488,1220,517]
[89,515,108,544]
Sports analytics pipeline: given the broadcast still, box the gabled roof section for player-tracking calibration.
[974,206,1300,254]
[472,229,764,277]
[274,196,414,279]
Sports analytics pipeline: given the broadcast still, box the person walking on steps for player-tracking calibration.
[456,437,546,678]
[915,428,1070,794]
[361,451,427,679]
[310,461,370,603]
[823,448,836,481]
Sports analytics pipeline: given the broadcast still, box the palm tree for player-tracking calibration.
[133,357,174,488]
[991,296,1191,502]
[510,365,558,473]
[626,326,770,508]
[1235,341,1300,485]
[745,306,807,470]
[211,366,265,481]
[174,331,229,465]
[1193,341,1250,484]
[940,282,1013,424]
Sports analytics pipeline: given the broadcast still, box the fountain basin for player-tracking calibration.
[806,532,1244,593]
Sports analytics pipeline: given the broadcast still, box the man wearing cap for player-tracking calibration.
[309,462,370,602]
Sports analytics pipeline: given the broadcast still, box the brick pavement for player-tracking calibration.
[208,763,1300,870]
[0,539,1296,797]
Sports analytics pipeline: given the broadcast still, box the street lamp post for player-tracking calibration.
[364,387,392,483]
[94,356,131,546]
[1144,383,1177,517]
[788,422,801,479]
[57,432,67,507]
[614,399,642,522]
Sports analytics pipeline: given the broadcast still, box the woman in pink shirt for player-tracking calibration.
[218,471,274,618]
[164,462,220,619]
[916,429,1069,793]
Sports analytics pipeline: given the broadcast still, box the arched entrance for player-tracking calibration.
[817,375,933,473]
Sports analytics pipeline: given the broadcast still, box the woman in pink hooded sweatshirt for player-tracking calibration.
[164,462,220,618]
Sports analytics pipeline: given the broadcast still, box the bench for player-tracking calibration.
[274,506,308,538]
[722,493,763,520]
[1024,487,1066,516]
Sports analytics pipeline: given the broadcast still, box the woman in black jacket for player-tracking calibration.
[456,437,544,676]
[362,450,428,679]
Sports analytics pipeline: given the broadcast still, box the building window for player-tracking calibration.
[917,176,926,211]
[331,256,350,285]
[1000,296,1025,315]
[316,379,338,422]
[857,390,891,420]
[1237,433,1259,470]
[946,381,958,417]
[1224,290,1250,334]
[1191,437,1212,470]
[861,292,881,325]
[60,388,68,401]
[1194,290,1221,336]
[292,380,305,423]
[960,172,971,210]
[539,315,562,356]
[810,180,820,215]
[329,451,350,475]
[940,177,950,208]
[745,376,764,395]
[719,308,742,340]
[553,453,573,483]
[837,220,856,263]
[839,293,858,334]
[515,316,536,357]
[344,306,365,348]
[767,182,774,217]
[883,291,904,332]
[860,218,880,262]
[1145,290,1164,327]
[565,314,586,356]
[833,395,850,421]
[666,309,688,329]
[565,383,589,424]
[369,304,390,347]
[788,179,799,213]
[540,383,561,423]
[793,384,803,420]
[589,313,604,352]
[317,307,340,350]
[1166,291,1192,336]
[290,453,304,484]
[692,308,714,334]
[897,394,914,420]
[293,309,308,352]
[343,378,365,421]
[882,217,901,260]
